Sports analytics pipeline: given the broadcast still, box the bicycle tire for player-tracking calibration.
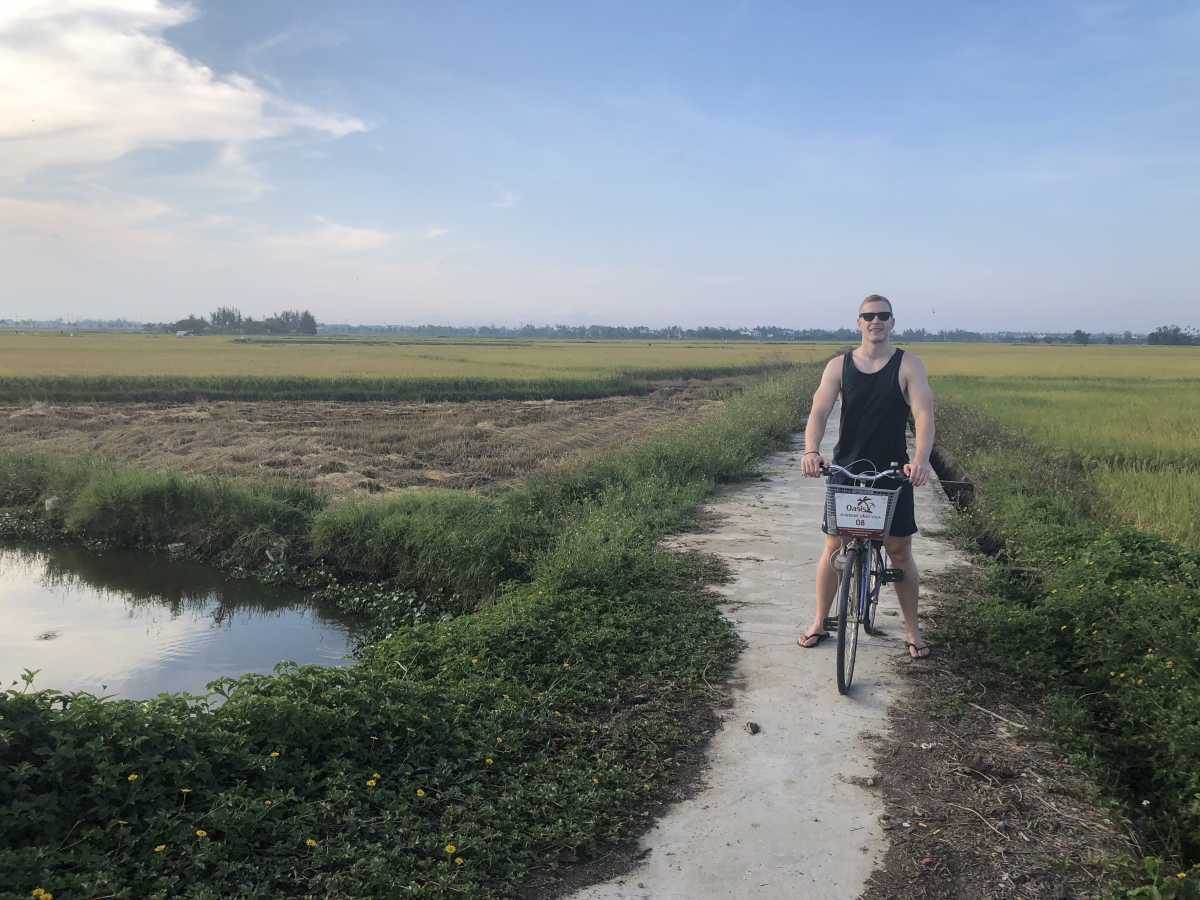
[836,546,866,694]
[863,544,884,636]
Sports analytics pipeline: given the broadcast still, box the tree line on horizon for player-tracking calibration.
[319,322,1154,344]
[146,307,318,336]
[0,313,1193,345]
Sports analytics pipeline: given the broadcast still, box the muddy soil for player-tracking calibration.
[0,381,737,496]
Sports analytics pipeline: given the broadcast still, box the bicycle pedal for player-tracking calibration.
[881,568,904,584]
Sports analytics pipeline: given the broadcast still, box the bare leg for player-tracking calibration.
[883,535,927,657]
[800,534,844,646]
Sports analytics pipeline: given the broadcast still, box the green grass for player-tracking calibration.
[0,369,779,403]
[934,400,1200,888]
[0,366,819,900]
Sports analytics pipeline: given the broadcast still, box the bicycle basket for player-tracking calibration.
[824,483,901,538]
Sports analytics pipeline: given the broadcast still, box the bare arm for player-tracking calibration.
[801,357,842,477]
[901,354,935,487]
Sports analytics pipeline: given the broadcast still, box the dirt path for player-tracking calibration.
[569,411,967,900]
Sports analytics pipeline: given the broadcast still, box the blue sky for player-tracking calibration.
[1,0,1196,330]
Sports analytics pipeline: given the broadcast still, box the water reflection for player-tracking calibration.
[0,544,358,700]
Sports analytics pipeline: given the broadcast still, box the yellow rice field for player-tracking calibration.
[0,334,837,379]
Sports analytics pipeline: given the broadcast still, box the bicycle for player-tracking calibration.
[821,462,908,695]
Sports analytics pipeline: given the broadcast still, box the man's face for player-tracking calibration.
[857,302,894,343]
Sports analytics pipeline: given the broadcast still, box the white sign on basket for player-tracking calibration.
[833,491,888,533]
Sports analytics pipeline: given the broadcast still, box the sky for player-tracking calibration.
[0,0,1196,331]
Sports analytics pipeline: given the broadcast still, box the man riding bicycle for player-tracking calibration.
[798,294,936,659]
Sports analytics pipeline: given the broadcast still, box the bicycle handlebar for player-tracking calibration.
[820,462,909,483]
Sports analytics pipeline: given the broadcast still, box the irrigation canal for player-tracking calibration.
[0,544,359,699]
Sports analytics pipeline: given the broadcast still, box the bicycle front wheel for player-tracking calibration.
[836,546,866,695]
[863,544,884,636]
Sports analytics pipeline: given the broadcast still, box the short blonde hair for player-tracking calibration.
[859,294,893,314]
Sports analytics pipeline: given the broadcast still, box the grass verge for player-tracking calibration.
[0,366,818,899]
[934,400,1200,896]
[0,364,796,403]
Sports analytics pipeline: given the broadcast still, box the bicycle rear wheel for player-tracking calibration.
[836,546,866,694]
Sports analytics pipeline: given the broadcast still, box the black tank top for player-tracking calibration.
[833,348,910,472]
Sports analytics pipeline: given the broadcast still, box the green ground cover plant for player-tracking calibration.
[0,366,819,899]
[934,401,1200,895]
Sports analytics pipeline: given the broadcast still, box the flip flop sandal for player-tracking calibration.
[798,631,829,648]
[906,641,932,659]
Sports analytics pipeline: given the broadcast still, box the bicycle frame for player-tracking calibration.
[822,463,907,695]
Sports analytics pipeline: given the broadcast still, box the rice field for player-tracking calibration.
[925,345,1200,546]
[0,333,835,379]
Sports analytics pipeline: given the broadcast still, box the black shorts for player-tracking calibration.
[820,474,918,538]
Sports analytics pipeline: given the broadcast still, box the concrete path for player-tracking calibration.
[569,412,967,900]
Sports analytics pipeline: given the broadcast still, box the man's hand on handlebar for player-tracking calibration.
[801,451,825,478]
[904,459,931,488]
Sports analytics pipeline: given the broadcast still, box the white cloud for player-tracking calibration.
[424,227,450,239]
[0,0,365,178]
[0,194,178,260]
[262,216,395,255]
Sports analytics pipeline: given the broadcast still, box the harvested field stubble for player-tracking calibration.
[0,381,735,495]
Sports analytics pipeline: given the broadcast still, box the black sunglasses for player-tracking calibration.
[859,311,892,322]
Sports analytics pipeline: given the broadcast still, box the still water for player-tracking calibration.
[0,544,358,700]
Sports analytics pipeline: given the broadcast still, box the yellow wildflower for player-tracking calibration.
[416,788,426,797]
[421,713,430,721]
[32,891,46,898]
[372,772,382,779]
[554,710,561,717]
[180,787,192,794]
[591,777,599,784]
[306,838,319,848]
[496,736,504,744]
[455,857,465,865]
[269,751,281,758]
[195,830,207,839]
[445,843,457,854]
[485,757,494,766]
[367,779,378,788]
[127,773,139,782]
[264,799,273,807]
[153,844,167,853]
